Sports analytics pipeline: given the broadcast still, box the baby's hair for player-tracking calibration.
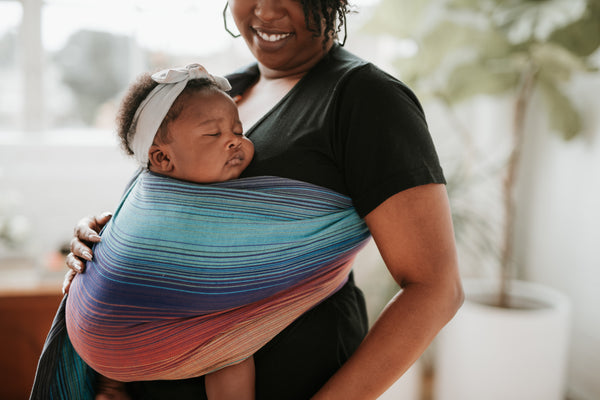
[116,73,222,157]
[300,0,352,47]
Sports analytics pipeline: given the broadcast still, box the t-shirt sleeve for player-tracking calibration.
[334,65,446,218]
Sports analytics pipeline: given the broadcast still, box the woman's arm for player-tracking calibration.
[312,183,464,400]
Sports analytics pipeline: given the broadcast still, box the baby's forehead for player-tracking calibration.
[181,82,220,96]
[176,88,239,119]
[176,85,219,105]
[182,87,233,105]
[180,84,234,105]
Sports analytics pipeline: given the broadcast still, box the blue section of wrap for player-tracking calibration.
[81,172,369,320]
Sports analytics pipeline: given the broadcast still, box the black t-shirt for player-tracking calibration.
[230,44,445,217]
[127,45,444,400]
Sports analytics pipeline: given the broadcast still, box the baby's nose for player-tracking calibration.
[227,134,242,148]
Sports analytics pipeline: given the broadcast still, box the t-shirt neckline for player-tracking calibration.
[243,44,341,137]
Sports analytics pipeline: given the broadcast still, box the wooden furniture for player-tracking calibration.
[0,285,63,400]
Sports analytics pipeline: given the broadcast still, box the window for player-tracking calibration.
[0,1,22,132]
[0,0,253,140]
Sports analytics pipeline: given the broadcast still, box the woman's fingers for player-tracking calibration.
[71,211,112,260]
[66,250,86,273]
[74,217,102,243]
[63,212,112,293]
[74,212,111,240]
[70,237,93,262]
[62,269,77,294]
[95,211,113,227]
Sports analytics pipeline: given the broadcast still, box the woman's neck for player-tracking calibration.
[257,42,334,81]
[236,75,300,130]
[236,42,335,130]
[256,68,306,84]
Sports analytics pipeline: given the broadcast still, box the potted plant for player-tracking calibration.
[363,0,600,398]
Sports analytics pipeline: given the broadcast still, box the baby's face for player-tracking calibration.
[164,89,254,183]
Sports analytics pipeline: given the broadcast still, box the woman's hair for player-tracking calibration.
[116,73,218,157]
[301,0,351,46]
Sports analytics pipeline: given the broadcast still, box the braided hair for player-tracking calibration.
[300,0,352,46]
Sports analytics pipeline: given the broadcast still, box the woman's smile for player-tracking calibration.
[252,26,294,52]
[253,27,293,42]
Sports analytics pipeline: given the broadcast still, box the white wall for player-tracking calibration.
[418,66,600,399]
[0,132,138,266]
[514,72,600,400]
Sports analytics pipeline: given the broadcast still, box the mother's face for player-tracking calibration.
[228,0,333,76]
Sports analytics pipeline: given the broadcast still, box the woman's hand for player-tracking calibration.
[62,212,112,294]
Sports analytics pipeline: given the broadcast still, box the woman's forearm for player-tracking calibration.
[312,184,464,399]
[312,278,463,400]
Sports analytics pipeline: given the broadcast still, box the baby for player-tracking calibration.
[94,63,255,400]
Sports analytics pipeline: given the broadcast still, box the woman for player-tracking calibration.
[64,1,463,399]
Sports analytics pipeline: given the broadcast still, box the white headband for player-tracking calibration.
[128,63,232,166]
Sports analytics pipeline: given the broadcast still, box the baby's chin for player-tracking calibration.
[226,167,247,181]
[225,160,252,181]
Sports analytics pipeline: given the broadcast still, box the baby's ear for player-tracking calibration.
[148,144,174,173]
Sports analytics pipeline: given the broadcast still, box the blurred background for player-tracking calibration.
[0,0,599,399]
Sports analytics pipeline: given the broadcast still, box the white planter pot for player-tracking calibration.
[433,279,571,400]
[378,358,422,400]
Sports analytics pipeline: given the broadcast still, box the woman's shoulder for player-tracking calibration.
[323,46,421,105]
[308,45,371,87]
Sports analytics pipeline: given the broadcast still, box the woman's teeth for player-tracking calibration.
[255,30,292,42]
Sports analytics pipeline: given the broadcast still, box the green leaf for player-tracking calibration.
[447,0,480,8]
[388,21,480,84]
[361,0,435,38]
[537,77,583,140]
[414,21,510,69]
[447,0,497,12]
[443,62,520,103]
[422,18,517,59]
[532,42,596,82]
[548,0,600,57]
[392,56,426,86]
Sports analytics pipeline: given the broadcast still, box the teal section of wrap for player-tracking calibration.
[30,296,95,400]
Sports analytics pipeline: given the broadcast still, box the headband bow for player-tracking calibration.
[129,64,232,166]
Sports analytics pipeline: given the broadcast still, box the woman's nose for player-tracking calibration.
[255,0,285,22]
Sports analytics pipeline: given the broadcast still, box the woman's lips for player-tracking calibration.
[252,27,293,50]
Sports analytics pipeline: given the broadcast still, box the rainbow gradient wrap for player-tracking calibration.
[32,171,370,397]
